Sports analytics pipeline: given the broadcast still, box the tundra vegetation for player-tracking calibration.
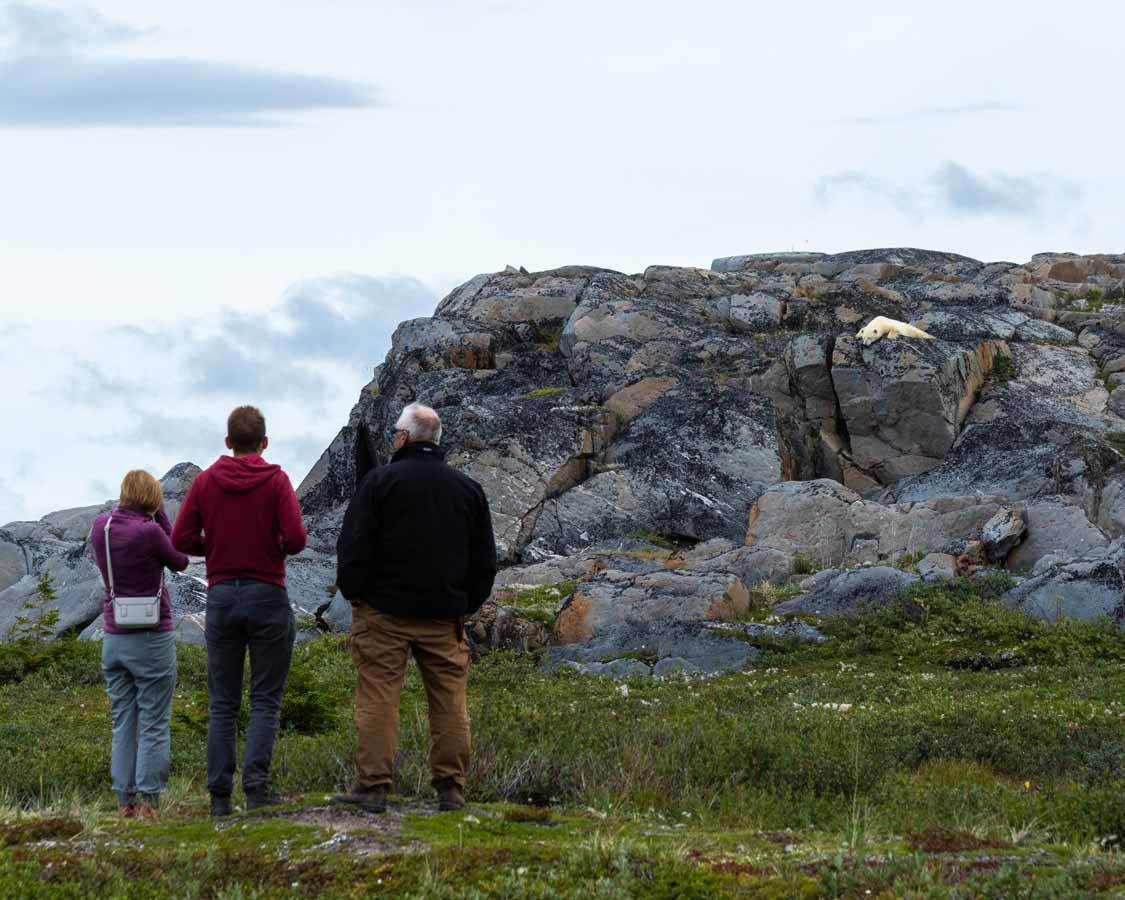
[2,578,1125,897]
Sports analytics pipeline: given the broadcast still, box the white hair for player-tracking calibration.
[395,402,442,445]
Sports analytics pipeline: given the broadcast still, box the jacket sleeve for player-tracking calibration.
[154,506,174,536]
[150,522,191,573]
[336,474,378,604]
[276,474,308,556]
[466,486,497,616]
[171,478,207,556]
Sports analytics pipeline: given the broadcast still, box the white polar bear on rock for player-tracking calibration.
[855,315,936,346]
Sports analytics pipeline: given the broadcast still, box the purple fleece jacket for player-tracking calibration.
[90,506,191,634]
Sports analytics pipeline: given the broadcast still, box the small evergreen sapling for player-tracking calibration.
[8,572,61,644]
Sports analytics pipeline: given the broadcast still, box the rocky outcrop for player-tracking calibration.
[10,248,1125,653]
[293,250,1125,580]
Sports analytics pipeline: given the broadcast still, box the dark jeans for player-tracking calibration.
[204,578,295,797]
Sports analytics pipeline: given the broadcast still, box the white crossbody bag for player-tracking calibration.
[104,515,164,629]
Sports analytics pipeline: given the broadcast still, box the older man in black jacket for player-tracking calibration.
[331,403,496,813]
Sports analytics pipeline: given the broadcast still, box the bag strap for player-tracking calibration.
[104,515,116,599]
[104,513,166,601]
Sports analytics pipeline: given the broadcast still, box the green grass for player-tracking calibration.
[890,551,925,573]
[792,552,819,575]
[1062,287,1107,312]
[536,327,564,352]
[987,354,1016,386]
[519,387,567,401]
[3,576,1125,896]
[496,581,579,628]
[633,531,677,550]
[1104,431,1125,456]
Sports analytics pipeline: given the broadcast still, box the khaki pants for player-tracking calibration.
[350,604,471,789]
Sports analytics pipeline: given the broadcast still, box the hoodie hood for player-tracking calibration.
[208,454,282,495]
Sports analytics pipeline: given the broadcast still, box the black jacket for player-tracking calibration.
[335,442,497,619]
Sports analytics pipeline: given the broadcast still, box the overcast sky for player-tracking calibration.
[1,0,1122,523]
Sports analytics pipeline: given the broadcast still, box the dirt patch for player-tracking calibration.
[503,806,553,824]
[757,830,805,846]
[251,799,480,856]
[709,861,770,877]
[906,828,1012,853]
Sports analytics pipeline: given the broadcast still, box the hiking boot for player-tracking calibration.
[435,779,465,812]
[210,794,233,818]
[245,787,285,811]
[330,783,388,814]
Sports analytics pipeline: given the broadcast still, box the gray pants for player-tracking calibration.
[102,630,177,806]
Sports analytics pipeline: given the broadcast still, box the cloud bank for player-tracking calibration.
[837,101,1024,127]
[814,162,1082,223]
[51,273,439,497]
[0,2,377,127]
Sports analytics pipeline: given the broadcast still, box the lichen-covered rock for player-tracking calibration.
[744,479,1007,568]
[549,620,759,678]
[18,248,1125,653]
[772,567,920,617]
[0,541,26,594]
[467,601,552,657]
[828,335,1008,486]
[916,552,957,580]
[980,507,1027,563]
[0,555,103,640]
[552,570,749,645]
[1004,499,1108,572]
[1003,539,1125,626]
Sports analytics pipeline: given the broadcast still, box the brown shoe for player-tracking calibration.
[132,801,158,821]
[435,779,465,812]
[119,803,137,819]
[330,783,388,814]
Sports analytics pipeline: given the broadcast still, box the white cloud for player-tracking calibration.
[836,101,1024,127]
[2,272,436,522]
[0,2,377,127]
[814,163,1084,223]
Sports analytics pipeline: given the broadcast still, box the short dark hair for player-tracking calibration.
[227,406,266,453]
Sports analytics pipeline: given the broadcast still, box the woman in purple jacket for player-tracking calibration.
[90,470,190,818]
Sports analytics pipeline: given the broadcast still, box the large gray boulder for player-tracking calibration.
[0,540,27,593]
[0,555,103,640]
[1003,539,1125,626]
[744,479,1008,569]
[1005,499,1109,572]
[552,569,750,645]
[550,620,761,678]
[772,567,920,617]
[829,335,1008,487]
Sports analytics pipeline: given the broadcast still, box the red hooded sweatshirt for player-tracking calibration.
[172,455,308,588]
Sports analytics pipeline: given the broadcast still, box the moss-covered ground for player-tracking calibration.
[2,576,1125,897]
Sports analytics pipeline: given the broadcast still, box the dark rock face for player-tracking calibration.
[11,248,1125,656]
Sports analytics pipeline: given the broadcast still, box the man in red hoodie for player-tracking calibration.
[172,406,307,817]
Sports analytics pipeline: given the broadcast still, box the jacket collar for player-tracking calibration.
[391,442,446,463]
[109,506,155,525]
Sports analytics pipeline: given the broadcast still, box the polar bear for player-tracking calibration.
[855,316,936,346]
